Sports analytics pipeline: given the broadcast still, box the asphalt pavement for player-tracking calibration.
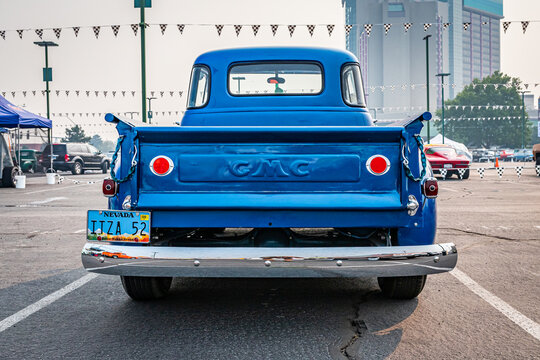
[0,167,539,359]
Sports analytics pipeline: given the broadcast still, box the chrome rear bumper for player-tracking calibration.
[82,243,457,278]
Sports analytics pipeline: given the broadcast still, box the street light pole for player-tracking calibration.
[34,41,58,172]
[135,0,152,123]
[147,96,156,124]
[423,35,432,142]
[436,73,451,144]
[518,90,530,149]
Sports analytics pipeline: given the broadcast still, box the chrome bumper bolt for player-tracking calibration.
[264,260,271,267]
[433,256,440,263]
[336,260,343,267]
[98,257,105,263]
[194,260,200,267]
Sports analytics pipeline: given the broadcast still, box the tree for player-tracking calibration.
[61,125,91,143]
[89,134,103,149]
[435,71,530,148]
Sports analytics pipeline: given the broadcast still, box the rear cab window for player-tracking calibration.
[187,65,210,108]
[341,63,366,107]
[228,62,323,96]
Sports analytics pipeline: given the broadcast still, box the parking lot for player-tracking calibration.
[0,168,539,359]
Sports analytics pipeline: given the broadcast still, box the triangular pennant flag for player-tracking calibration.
[85,90,90,97]
[363,24,372,37]
[75,90,80,96]
[92,26,100,39]
[524,84,529,89]
[327,24,335,36]
[55,90,60,96]
[159,24,167,35]
[270,24,279,36]
[41,90,46,96]
[170,91,174,97]
[111,25,120,37]
[65,90,70,96]
[35,29,43,39]
[177,24,185,34]
[383,23,391,35]
[151,91,155,97]
[287,25,296,37]
[131,24,139,36]
[121,90,126,97]
[112,91,116,97]
[0,31,5,40]
[131,91,136,97]
[251,25,260,36]
[463,22,471,31]
[179,91,183,97]
[73,27,80,37]
[403,23,412,33]
[32,90,36,96]
[160,91,164,97]
[502,21,510,33]
[423,23,431,32]
[16,30,24,39]
[521,21,529,34]
[22,91,27,97]
[215,24,224,36]
[94,91,99,97]
[345,24,353,36]
[234,25,242,36]
[53,28,62,39]
[307,25,315,36]
[443,23,450,30]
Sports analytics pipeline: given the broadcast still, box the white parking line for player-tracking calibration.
[440,187,459,192]
[0,273,98,333]
[74,229,86,234]
[451,268,540,341]
[29,197,67,205]
[22,183,93,195]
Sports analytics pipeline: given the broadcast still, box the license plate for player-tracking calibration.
[444,164,453,169]
[87,210,150,243]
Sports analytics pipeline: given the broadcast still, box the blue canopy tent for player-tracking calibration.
[0,95,53,173]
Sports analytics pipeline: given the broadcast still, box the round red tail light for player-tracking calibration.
[366,155,390,175]
[150,156,174,176]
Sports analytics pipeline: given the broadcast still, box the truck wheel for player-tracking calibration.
[1,166,18,187]
[536,156,540,166]
[101,161,109,174]
[462,169,470,179]
[121,276,172,300]
[377,275,427,299]
[71,161,83,175]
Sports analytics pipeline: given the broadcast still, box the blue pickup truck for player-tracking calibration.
[82,47,457,301]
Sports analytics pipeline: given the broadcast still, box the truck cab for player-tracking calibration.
[82,47,457,301]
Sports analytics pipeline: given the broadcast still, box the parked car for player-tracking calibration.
[82,47,457,301]
[497,149,514,162]
[39,143,110,175]
[0,129,18,187]
[513,149,533,162]
[17,149,42,173]
[425,144,470,179]
[533,144,540,166]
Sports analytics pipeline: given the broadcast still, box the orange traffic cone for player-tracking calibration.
[495,158,499,168]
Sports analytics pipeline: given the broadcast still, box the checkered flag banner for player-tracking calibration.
[177,24,185,34]
[85,90,90,97]
[383,23,391,35]
[92,26,100,39]
[111,25,120,37]
[16,30,24,39]
[160,91,164,97]
[215,24,224,36]
[403,23,412,33]
[131,24,139,36]
[251,25,260,36]
[327,24,335,36]
[270,24,279,36]
[53,28,62,39]
[0,31,5,40]
[515,166,523,178]
[536,165,540,177]
[457,168,466,179]
[463,22,471,31]
[440,169,448,179]
[345,24,353,36]
[159,24,167,35]
[307,25,315,37]
[112,90,116,97]
[423,23,431,31]
[287,25,296,37]
[496,167,505,178]
[443,23,450,30]
[477,168,485,179]
[521,21,529,34]
[75,90,80,96]
[502,21,510,33]
[73,27,80,37]
[364,24,372,37]
[35,29,43,39]
[233,25,242,37]
[65,90,69,97]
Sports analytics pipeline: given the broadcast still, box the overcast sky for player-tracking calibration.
[0,0,537,139]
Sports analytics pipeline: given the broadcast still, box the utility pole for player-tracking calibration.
[423,35,432,142]
[147,96,156,124]
[135,0,152,123]
[436,73,451,144]
[34,41,58,172]
[518,90,530,149]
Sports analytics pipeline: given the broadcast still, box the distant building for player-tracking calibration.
[342,0,503,117]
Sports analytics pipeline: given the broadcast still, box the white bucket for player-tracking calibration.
[15,175,26,189]
[46,173,56,185]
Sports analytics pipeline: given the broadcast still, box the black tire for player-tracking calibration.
[101,161,109,174]
[378,275,427,299]
[1,166,18,187]
[536,156,540,166]
[121,276,172,301]
[71,161,83,175]
[462,169,470,179]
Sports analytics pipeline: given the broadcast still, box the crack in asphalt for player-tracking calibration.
[438,227,539,242]
[339,290,378,360]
